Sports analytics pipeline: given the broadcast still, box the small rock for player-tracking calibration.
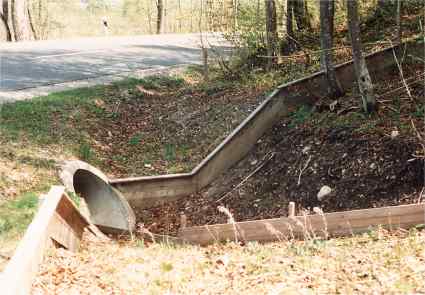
[370,163,376,170]
[317,185,332,201]
[391,130,399,139]
[251,160,258,166]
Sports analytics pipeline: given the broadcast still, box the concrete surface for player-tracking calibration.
[60,160,136,234]
[0,33,229,102]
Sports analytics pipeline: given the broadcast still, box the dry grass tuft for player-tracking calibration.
[33,228,425,294]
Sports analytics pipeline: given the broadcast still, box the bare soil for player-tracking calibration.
[138,62,425,236]
[85,75,266,177]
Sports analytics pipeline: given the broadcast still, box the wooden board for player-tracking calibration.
[179,203,425,246]
[109,39,424,209]
[0,186,90,295]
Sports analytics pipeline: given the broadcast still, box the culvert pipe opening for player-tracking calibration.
[60,161,135,234]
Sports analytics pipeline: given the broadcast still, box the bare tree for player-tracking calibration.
[265,0,277,69]
[374,0,388,18]
[147,0,153,34]
[396,0,402,44]
[177,0,182,32]
[156,0,163,34]
[163,0,167,33]
[11,0,33,41]
[1,0,12,41]
[346,0,376,113]
[27,5,36,39]
[284,0,296,54]
[293,0,311,30]
[320,0,342,97]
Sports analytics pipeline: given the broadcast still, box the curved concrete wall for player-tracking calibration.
[111,39,423,209]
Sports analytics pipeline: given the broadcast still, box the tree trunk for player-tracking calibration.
[1,0,12,41]
[206,0,213,31]
[11,0,33,41]
[163,0,167,33]
[178,0,182,32]
[189,0,193,32]
[147,0,152,34]
[284,0,296,54]
[396,0,402,44]
[232,0,238,31]
[27,6,36,39]
[293,0,310,30]
[346,0,376,113]
[374,0,388,17]
[265,0,278,69]
[320,0,342,97]
[156,0,163,34]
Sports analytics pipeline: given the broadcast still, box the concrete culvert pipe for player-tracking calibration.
[60,160,136,234]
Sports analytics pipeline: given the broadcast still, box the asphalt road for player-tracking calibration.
[0,33,228,92]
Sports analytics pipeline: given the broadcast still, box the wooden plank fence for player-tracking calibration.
[0,186,92,295]
[179,203,425,246]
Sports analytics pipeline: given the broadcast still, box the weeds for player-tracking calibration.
[288,105,313,128]
[0,193,38,237]
[128,133,143,146]
[164,144,177,162]
[78,143,93,162]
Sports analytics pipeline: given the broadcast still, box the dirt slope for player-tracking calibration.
[139,62,425,235]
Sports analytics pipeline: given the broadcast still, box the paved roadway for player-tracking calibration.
[0,33,228,100]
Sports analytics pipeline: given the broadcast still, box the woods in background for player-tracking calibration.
[0,0,422,114]
[1,0,34,41]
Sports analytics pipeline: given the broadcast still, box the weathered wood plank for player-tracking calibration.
[109,39,424,209]
[0,186,90,295]
[179,203,425,246]
[49,212,81,252]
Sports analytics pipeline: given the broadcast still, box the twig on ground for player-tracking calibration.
[215,152,276,203]
[297,155,312,186]
[113,101,121,114]
[411,119,424,142]
[389,39,413,100]
[376,73,425,99]
[381,105,399,113]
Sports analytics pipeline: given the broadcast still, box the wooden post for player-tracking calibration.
[288,202,295,218]
[202,47,209,81]
[1,186,91,295]
[180,213,187,230]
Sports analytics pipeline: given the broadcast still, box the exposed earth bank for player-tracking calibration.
[139,64,425,236]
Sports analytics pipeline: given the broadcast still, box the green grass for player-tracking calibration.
[0,193,39,238]
[288,105,314,128]
[0,86,103,143]
[0,68,269,242]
